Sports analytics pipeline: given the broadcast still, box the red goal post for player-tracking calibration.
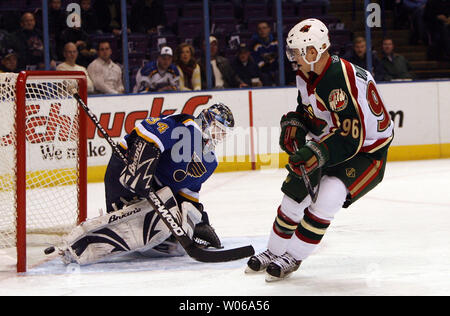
[0,71,88,272]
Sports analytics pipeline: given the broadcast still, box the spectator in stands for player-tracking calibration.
[87,41,125,94]
[230,43,263,87]
[200,36,247,89]
[0,49,19,73]
[130,0,167,34]
[133,46,180,93]
[0,8,20,33]
[12,12,55,70]
[393,0,410,29]
[0,28,12,53]
[80,0,100,34]
[174,43,202,91]
[58,26,96,68]
[402,0,428,44]
[292,0,330,13]
[343,36,386,82]
[33,0,65,43]
[380,38,414,81]
[56,42,95,93]
[48,0,66,43]
[250,21,279,86]
[93,0,122,35]
[424,0,450,61]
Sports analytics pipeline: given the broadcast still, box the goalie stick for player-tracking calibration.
[70,90,255,263]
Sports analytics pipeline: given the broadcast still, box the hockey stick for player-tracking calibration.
[71,91,255,262]
[299,165,320,203]
[293,142,320,203]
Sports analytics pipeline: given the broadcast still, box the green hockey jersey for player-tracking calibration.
[295,55,394,167]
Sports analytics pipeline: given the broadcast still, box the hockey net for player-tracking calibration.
[0,71,87,272]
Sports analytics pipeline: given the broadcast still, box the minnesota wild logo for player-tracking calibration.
[173,152,207,182]
[328,89,348,112]
[300,25,312,33]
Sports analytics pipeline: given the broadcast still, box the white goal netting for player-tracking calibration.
[0,73,83,250]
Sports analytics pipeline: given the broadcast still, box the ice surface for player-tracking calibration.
[1,159,449,295]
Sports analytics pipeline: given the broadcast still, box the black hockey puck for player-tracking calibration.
[44,246,55,255]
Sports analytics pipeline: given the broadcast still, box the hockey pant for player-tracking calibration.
[59,187,202,265]
[269,149,388,261]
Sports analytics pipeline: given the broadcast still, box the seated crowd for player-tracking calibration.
[0,0,447,95]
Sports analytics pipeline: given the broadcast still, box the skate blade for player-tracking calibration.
[265,272,292,282]
[244,266,266,274]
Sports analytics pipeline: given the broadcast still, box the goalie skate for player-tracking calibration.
[245,249,279,273]
[265,252,301,282]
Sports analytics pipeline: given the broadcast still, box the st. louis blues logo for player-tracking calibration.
[173,152,207,182]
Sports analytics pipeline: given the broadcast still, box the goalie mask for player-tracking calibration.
[286,18,330,70]
[197,103,234,152]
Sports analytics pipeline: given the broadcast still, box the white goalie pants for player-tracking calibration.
[267,175,348,261]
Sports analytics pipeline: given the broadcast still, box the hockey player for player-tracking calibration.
[245,18,394,281]
[57,103,235,265]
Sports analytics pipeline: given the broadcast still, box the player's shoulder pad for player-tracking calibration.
[318,56,350,93]
[327,55,345,76]
[136,116,179,152]
[146,115,177,127]
[168,113,196,124]
[169,114,202,132]
[331,55,341,64]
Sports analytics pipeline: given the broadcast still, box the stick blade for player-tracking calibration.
[186,244,255,263]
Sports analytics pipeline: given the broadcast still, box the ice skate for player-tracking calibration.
[265,252,301,282]
[245,249,279,273]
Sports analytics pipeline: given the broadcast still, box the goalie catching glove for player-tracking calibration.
[177,197,222,249]
[193,223,222,249]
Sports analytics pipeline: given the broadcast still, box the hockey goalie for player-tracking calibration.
[55,103,235,265]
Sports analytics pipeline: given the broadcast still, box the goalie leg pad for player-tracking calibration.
[60,187,181,265]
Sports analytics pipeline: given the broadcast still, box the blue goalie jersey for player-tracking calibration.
[119,114,218,203]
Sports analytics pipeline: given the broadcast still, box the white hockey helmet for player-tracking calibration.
[286,18,330,66]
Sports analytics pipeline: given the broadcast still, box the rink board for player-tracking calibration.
[75,80,450,182]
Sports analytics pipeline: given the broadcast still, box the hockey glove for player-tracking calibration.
[279,112,308,155]
[193,222,222,249]
[286,140,329,178]
[119,131,161,197]
[178,197,222,249]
